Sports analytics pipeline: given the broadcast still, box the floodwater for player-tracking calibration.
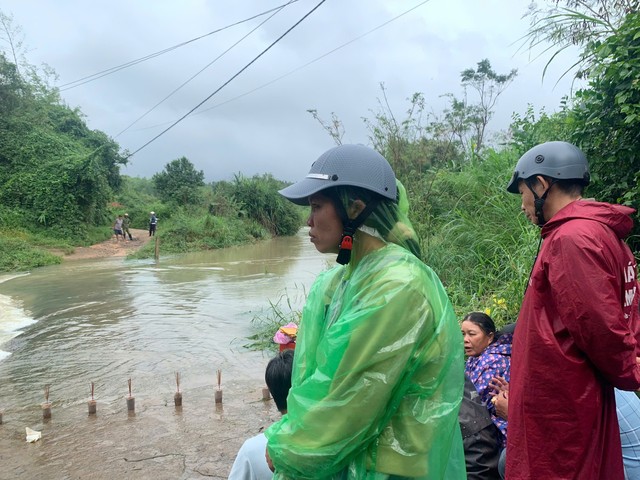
[0,228,330,479]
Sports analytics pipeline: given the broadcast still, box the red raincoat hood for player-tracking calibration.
[542,200,635,240]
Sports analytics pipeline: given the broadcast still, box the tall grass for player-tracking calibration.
[229,173,303,236]
[412,149,538,326]
[245,285,307,353]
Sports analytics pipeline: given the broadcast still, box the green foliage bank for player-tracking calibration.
[0,52,125,239]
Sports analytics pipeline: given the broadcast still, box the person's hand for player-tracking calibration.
[494,390,509,420]
[266,448,275,472]
[489,376,509,395]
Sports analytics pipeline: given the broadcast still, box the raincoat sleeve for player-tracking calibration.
[265,270,439,479]
[548,232,640,391]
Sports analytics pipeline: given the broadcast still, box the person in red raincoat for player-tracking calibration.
[505,141,640,479]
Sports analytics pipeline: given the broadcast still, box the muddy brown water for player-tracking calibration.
[0,228,329,479]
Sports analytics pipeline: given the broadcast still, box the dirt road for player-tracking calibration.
[62,228,154,261]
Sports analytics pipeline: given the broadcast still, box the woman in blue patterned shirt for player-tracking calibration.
[461,312,512,448]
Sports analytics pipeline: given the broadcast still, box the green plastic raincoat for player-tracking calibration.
[265,243,465,479]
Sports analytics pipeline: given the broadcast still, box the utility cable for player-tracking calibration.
[115,0,294,138]
[59,0,299,91]
[126,0,327,159]
[196,0,432,116]
[128,0,433,133]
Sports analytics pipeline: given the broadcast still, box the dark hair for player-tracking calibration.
[265,349,294,412]
[462,312,496,337]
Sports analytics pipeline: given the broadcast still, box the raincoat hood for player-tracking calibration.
[542,200,635,240]
[484,334,512,357]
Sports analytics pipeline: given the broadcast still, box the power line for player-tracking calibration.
[126,0,328,159]
[196,0,433,116]
[128,0,433,133]
[58,0,300,91]
[115,1,294,138]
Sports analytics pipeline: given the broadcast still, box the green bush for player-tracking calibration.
[0,235,62,271]
[509,104,574,156]
[570,12,640,255]
[230,174,302,236]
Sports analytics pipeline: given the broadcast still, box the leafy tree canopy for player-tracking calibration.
[571,11,640,236]
[230,173,301,236]
[443,59,517,154]
[152,156,205,206]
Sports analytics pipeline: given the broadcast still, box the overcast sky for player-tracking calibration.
[1,0,580,183]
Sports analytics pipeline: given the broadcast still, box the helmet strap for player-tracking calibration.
[526,178,557,227]
[328,192,380,265]
[336,224,356,265]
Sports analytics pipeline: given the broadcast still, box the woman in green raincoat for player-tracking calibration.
[265,144,465,480]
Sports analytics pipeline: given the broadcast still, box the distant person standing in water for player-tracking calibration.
[149,211,158,236]
[122,213,133,241]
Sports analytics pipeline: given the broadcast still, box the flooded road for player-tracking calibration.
[0,229,329,479]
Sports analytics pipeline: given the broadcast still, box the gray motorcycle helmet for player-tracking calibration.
[506,141,590,193]
[279,144,397,205]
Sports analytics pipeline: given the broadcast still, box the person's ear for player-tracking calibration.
[347,199,366,219]
[535,175,551,192]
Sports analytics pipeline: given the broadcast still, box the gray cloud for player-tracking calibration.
[2,0,580,183]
